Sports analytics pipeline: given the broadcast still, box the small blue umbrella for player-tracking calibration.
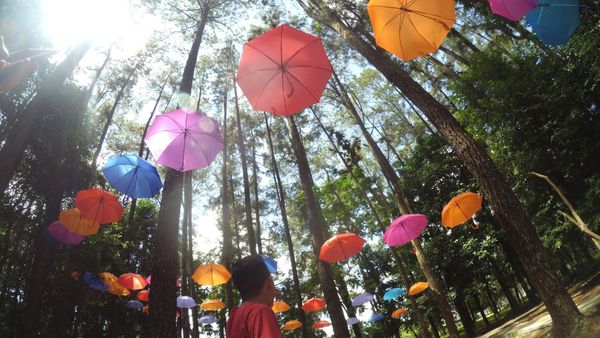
[368,313,385,323]
[383,288,406,301]
[262,255,277,274]
[83,272,109,292]
[526,0,580,45]
[102,155,163,198]
[351,292,374,307]
[346,317,360,325]
[177,296,197,309]
[199,315,217,324]
[127,300,144,309]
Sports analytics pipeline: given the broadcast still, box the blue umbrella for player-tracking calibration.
[383,288,406,301]
[199,315,217,324]
[127,300,144,309]
[262,255,277,273]
[351,292,374,307]
[368,313,385,323]
[102,155,163,198]
[177,296,197,309]
[346,317,360,325]
[526,0,580,45]
[83,272,109,292]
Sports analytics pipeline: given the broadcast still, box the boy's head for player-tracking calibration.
[232,255,278,306]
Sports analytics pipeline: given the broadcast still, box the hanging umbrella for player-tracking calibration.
[392,308,408,319]
[408,282,430,296]
[488,0,538,21]
[351,293,374,307]
[302,297,326,312]
[198,315,217,324]
[102,154,163,198]
[526,0,580,45]
[312,320,331,330]
[236,24,333,117]
[144,275,180,286]
[75,188,124,224]
[272,301,290,313]
[177,296,197,309]
[383,288,406,301]
[127,300,144,309]
[47,221,84,245]
[346,317,360,325]
[192,263,231,287]
[384,214,429,247]
[283,320,303,331]
[137,290,149,302]
[59,208,100,236]
[144,109,224,172]
[118,273,147,291]
[319,233,365,263]
[441,192,483,228]
[71,271,80,281]
[200,299,226,311]
[83,272,109,292]
[368,313,385,323]
[261,256,278,273]
[367,0,456,61]
[100,272,131,297]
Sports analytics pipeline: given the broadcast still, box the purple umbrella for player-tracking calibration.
[177,295,197,309]
[351,292,374,307]
[199,315,217,324]
[145,109,224,172]
[127,300,144,309]
[488,0,538,21]
[384,214,428,247]
[47,221,84,245]
[346,317,360,325]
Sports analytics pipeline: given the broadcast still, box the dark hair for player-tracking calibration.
[232,255,270,301]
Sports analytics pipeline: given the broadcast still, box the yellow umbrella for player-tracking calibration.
[59,208,100,236]
[272,301,290,313]
[408,282,429,296]
[192,263,232,287]
[200,299,225,311]
[391,308,408,319]
[283,320,303,331]
[367,0,456,61]
[99,272,131,297]
[442,192,483,229]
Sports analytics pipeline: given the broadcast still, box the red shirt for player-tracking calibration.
[226,302,283,338]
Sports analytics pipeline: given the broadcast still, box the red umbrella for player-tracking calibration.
[118,273,147,291]
[319,233,365,263]
[312,320,331,330]
[236,24,333,117]
[137,290,149,302]
[75,188,124,224]
[302,297,326,312]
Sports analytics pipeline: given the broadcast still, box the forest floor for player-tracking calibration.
[477,270,600,338]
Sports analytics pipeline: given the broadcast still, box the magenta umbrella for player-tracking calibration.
[383,214,428,247]
[47,221,84,245]
[145,109,224,172]
[488,0,538,21]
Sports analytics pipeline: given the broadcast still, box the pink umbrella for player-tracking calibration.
[488,0,538,21]
[384,214,428,247]
[47,221,84,245]
[145,109,224,172]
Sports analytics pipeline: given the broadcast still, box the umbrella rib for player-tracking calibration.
[376,9,405,42]
[159,113,187,130]
[283,70,319,101]
[282,38,321,66]
[405,13,438,50]
[245,43,281,67]
[253,71,283,111]
[186,134,211,166]
[281,69,289,116]
[236,67,280,81]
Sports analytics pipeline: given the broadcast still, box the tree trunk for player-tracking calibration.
[286,115,350,337]
[333,270,364,338]
[427,315,441,338]
[80,47,111,130]
[473,294,490,327]
[250,137,263,255]
[489,258,520,312]
[454,290,476,337]
[181,171,191,338]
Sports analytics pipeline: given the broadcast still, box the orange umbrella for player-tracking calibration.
[312,320,331,330]
[302,297,326,312]
[408,282,429,296]
[200,299,226,311]
[71,271,80,281]
[192,263,231,287]
[137,290,149,302]
[59,208,100,236]
[391,308,408,318]
[283,320,303,331]
[272,301,290,313]
[319,233,365,263]
[367,0,456,61]
[100,272,131,297]
[441,192,483,229]
[118,273,147,291]
[75,188,124,224]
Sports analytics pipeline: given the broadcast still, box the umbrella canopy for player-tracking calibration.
[368,313,385,323]
[283,320,303,331]
[392,308,408,319]
[137,290,149,302]
[177,296,197,309]
[319,233,365,263]
[83,272,109,292]
[145,109,224,172]
[272,301,290,313]
[59,208,100,236]
[118,273,147,291]
[47,221,84,245]
[102,154,163,198]
[198,315,217,324]
[526,0,580,45]
[383,288,406,301]
[384,214,429,247]
[100,272,131,297]
[236,24,333,117]
[75,188,124,224]
[488,0,538,21]
[312,320,331,330]
[200,299,225,311]
[408,282,430,296]
[346,317,360,325]
[351,293,374,307]
[127,300,144,309]
[441,192,483,228]
[262,256,278,273]
[192,263,232,286]
[367,0,456,61]
[302,297,326,312]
